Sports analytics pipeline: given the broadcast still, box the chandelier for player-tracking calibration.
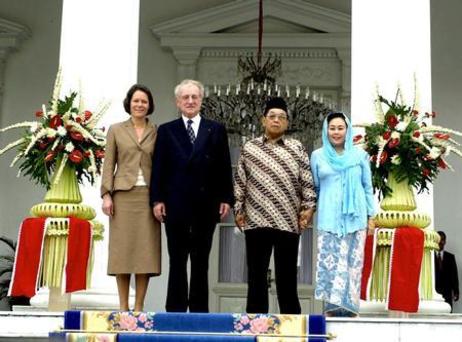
[201,0,334,147]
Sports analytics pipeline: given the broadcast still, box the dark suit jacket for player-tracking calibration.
[150,117,233,225]
[435,250,459,305]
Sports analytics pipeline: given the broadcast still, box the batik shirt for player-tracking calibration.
[234,135,317,233]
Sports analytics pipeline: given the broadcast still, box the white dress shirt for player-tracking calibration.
[182,114,201,137]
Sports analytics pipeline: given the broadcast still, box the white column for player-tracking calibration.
[31,0,140,309]
[351,0,433,224]
[351,0,450,314]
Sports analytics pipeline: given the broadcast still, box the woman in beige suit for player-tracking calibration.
[101,84,161,311]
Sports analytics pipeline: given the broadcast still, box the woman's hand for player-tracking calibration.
[235,213,246,231]
[102,193,114,217]
[367,217,375,236]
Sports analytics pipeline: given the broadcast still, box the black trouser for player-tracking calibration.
[245,228,301,314]
[164,220,215,312]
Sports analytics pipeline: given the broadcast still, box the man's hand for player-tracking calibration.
[299,208,314,231]
[102,194,114,217]
[219,203,231,221]
[235,213,246,231]
[153,202,166,222]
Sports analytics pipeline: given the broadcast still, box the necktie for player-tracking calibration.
[186,119,195,144]
[437,252,443,270]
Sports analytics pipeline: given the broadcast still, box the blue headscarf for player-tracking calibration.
[321,113,363,231]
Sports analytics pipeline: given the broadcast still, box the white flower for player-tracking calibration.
[428,147,441,159]
[30,122,40,133]
[412,134,424,143]
[395,120,409,132]
[391,131,401,139]
[65,142,74,153]
[46,128,57,138]
[391,155,401,165]
[0,121,37,133]
[92,128,105,138]
[57,126,67,137]
[0,138,25,156]
[444,146,452,156]
[62,112,71,122]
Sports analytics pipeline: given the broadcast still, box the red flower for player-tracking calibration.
[388,138,400,148]
[386,115,399,129]
[84,151,91,157]
[49,115,63,129]
[425,111,437,118]
[70,131,84,141]
[84,110,92,121]
[422,168,430,177]
[383,131,392,140]
[413,131,421,138]
[44,151,55,162]
[38,141,48,150]
[411,110,419,116]
[438,158,447,169]
[433,133,450,140]
[95,149,105,159]
[69,150,83,164]
[75,117,82,124]
[35,110,44,118]
[379,151,388,164]
[353,134,363,143]
[415,147,422,154]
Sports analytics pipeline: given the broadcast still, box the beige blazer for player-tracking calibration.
[101,118,156,197]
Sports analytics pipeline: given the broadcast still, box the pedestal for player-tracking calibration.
[361,173,446,314]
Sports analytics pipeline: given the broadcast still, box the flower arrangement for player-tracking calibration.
[354,89,462,198]
[0,69,109,189]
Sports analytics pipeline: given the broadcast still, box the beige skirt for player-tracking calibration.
[108,186,161,276]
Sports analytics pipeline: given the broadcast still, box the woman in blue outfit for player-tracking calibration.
[310,112,375,317]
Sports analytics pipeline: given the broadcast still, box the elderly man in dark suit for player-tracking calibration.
[150,79,233,312]
[435,231,459,312]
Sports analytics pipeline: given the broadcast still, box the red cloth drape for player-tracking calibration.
[361,227,425,312]
[8,217,92,297]
[388,226,425,312]
[360,234,375,300]
[65,217,92,293]
[8,217,47,297]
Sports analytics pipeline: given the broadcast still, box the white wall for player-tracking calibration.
[0,0,62,239]
[431,0,462,313]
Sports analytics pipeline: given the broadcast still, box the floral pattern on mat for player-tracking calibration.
[233,314,281,335]
[107,311,155,331]
[68,333,116,342]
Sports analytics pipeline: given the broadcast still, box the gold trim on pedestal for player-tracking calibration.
[30,202,96,220]
[374,210,431,229]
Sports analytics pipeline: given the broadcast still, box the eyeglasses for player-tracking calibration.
[266,114,288,121]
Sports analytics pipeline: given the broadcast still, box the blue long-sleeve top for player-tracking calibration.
[310,147,376,236]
